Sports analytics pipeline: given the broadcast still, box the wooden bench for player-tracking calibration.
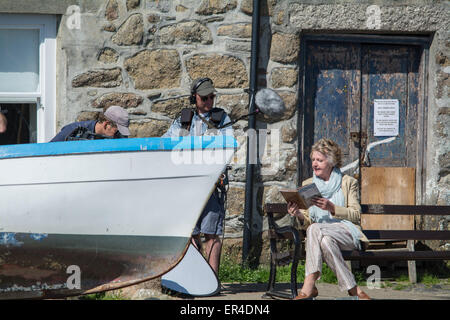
[263,203,450,300]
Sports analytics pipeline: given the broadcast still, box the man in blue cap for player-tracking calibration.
[50,105,130,142]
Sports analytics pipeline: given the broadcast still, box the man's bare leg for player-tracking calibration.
[204,234,222,275]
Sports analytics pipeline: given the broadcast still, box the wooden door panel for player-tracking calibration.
[361,45,421,167]
[303,40,422,201]
[361,167,415,230]
[304,42,361,179]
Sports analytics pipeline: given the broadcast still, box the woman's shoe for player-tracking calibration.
[348,290,371,300]
[294,287,318,300]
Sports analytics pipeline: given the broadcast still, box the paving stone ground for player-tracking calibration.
[200,282,450,300]
[111,278,450,301]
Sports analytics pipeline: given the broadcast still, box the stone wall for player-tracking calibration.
[55,0,303,263]
[424,27,450,251]
[4,0,446,262]
[54,0,450,260]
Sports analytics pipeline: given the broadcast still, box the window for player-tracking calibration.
[0,14,56,144]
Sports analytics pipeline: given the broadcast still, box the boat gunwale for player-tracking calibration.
[0,136,238,160]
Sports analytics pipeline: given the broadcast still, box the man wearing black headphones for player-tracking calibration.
[163,78,233,276]
[164,77,233,137]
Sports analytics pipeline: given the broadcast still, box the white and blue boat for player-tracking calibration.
[0,135,237,299]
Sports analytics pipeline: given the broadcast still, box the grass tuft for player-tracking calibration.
[219,256,341,285]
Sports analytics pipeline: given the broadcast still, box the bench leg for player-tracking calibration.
[264,236,301,299]
[290,245,300,298]
[407,240,417,284]
[264,243,294,299]
[266,240,277,293]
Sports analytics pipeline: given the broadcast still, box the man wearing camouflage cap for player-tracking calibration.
[163,77,233,277]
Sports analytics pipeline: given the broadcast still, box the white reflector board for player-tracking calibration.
[161,243,220,296]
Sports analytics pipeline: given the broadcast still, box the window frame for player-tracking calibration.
[0,14,56,143]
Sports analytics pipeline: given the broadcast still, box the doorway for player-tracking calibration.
[298,34,430,201]
[0,103,37,145]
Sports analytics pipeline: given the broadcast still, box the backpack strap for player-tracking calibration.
[65,126,113,141]
[179,107,227,131]
[180,108,195,131]
[210,108,225,126]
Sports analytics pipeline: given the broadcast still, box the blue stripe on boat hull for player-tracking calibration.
[0,136,237,159]
[0,233,189,299]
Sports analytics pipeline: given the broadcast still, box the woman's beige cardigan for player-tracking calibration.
[298,175,369,244]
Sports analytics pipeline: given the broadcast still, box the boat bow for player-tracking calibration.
[0,135,237,299]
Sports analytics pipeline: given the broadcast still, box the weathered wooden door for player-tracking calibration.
[301,38,424,181]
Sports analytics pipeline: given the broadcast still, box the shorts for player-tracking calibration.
[192,190,225,236]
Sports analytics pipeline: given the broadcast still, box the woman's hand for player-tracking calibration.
[311,197,336,215]
[287,202,304,221]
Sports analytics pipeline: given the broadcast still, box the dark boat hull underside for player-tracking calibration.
[0,233,189,299]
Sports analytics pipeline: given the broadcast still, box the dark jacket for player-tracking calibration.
[50,120,96,142]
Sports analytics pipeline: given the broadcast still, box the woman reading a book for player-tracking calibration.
[287,138,370,300]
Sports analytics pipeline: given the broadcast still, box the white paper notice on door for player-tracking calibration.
[374,99,399,136]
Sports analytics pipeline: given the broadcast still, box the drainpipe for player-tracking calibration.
[242,0,260,266]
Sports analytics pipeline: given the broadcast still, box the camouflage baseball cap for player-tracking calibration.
[191,78,217,96]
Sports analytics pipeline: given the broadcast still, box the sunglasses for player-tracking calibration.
[200,94,215,102]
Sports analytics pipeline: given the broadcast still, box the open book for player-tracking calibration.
[280,183,322,209]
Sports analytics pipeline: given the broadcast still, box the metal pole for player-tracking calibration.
[242,0,260,266]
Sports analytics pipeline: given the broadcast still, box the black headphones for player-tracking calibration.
[190,77,213,105]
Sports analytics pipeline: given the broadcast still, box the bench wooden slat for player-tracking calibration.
[341,250,450,261]
[265,203,450,216]
[270,229,450,241]
[268,229,295,240]
[361,204,450,215]
[265,203,287,214]
[363,230,450,241]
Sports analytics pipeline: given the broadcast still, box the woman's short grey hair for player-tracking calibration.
[310,138,343,168]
